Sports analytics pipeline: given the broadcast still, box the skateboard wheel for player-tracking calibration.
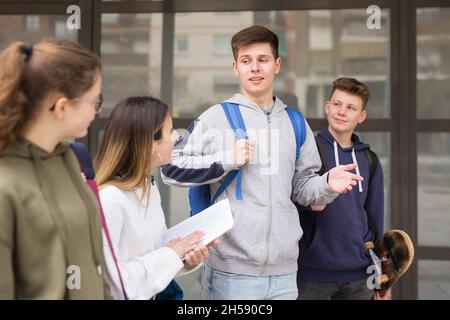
[377,274,389,285]
[364,242,375,250]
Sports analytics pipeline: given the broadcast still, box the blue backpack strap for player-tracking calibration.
[222,102,248,140]
[71,142,95,180]
[214,102,247,202]
[210,170,239,204]
[285,107,306,161]
[188,103,247,216]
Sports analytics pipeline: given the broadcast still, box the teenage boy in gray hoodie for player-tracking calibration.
[161,25,363,300]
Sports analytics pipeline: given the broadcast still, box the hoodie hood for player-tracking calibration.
[318,128,371,152]
[225,93,288,115]
[318,128,371,193]
[1,139,79,249]
[1,138,70,160]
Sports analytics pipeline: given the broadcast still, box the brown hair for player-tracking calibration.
[0,38,101,151]
[231,25,279,60]
[95,96,170,198]
[329,77,371,109]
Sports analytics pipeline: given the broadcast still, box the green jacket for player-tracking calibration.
[0,139,109,299]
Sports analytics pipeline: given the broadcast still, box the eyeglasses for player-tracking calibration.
[73,94,103,112]
[49,94,103,112]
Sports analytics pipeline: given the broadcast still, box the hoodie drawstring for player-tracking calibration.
[333,141,340,166]
[333,140,363,193]
[351,148,363,192]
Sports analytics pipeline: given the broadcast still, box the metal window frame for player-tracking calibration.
[411,0,450,300]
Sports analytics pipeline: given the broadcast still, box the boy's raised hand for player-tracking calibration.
[327,163,364,193]
[234,139,256,167]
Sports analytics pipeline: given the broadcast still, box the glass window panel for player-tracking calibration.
[100,13,163,117]
[26,16,40,31]
[419,260,450,300]
[418,133,450,247]
[0,15,77,50]
[417,8,450,119]
[172,10,390,118]
[175,34,188,53]
[214,34,231,56]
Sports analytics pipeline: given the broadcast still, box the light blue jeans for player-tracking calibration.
[201,264,298,300]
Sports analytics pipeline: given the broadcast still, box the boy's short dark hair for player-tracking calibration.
[330,77,371,109]
[231,25,279,60]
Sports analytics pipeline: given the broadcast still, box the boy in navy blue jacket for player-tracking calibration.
[297,77,387,300]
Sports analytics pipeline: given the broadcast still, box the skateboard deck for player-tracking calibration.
[365,229,414,297]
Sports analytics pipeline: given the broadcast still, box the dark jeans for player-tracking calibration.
[298,278,373,300]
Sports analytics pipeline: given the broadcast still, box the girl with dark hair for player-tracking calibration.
[95,96,218,300]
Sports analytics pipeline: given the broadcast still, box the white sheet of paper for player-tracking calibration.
[162,199,234,246]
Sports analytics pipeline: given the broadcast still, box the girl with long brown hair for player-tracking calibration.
[0,38,108,299]
[95,96,217,300]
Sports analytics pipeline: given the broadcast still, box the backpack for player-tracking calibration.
[298,137,379,247]
[188,102,306,216]
[70,142,129,300]
[71,142,184,300]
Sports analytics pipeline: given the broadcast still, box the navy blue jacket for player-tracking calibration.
[297,128,384,282]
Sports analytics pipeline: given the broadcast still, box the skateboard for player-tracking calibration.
[364,229,414,297]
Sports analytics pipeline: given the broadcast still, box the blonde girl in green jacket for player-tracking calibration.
[0,38,109,299]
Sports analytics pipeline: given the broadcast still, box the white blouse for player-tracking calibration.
[99,180,191,300]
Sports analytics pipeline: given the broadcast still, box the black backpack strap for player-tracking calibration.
[315,136,327,175]
[364,149,378,187]
[363,149,380,240]
[298,136,325,249]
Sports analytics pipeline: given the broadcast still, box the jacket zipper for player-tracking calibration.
[262,112,272,275]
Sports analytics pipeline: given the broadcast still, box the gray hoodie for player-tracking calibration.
[161,93,338,276]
